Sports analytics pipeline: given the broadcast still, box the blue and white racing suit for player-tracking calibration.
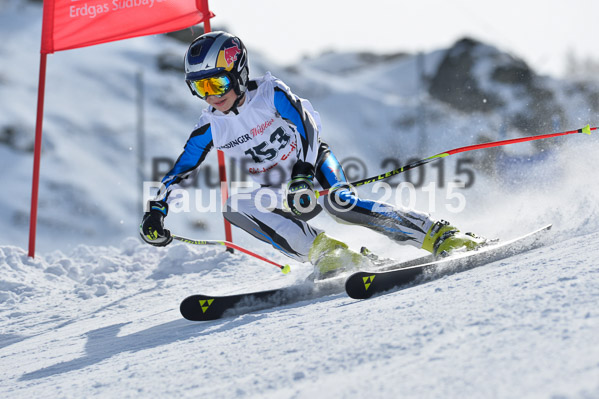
[156,73,434,262]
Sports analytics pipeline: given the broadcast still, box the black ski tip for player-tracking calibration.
[345,272,378,300]
[180,295,224,321]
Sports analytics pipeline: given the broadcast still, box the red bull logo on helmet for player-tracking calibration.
[224,44,241,66]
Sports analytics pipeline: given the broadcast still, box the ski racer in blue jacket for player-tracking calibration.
[140,32,484,277]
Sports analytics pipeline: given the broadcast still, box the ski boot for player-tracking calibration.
[308,233,368,279]
[422,220,487,258]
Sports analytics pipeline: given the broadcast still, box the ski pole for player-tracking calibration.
[317,124,596,197]
[171,235,291,274]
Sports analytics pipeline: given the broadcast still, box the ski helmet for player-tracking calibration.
[184,32,249,101]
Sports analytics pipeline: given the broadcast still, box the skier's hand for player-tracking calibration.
[140,200,173,247]
[286,161,316,216]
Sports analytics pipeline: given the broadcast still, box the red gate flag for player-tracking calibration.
[41,0,214,53]
[30,0,215,257]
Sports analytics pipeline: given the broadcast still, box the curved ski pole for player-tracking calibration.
[172,235,291,274]
[316,124,596,197]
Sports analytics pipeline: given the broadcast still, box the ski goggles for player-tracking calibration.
[188,74,233,99]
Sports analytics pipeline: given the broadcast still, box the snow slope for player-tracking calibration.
[1,1,599,397]
[1,229,598,398]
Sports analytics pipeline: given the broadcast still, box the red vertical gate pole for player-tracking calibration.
[28,53,48,258]
[200,0,234,245]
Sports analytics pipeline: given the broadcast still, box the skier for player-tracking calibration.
[140,31,485,277]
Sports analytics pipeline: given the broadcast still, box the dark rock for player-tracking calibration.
[429,38,503,112]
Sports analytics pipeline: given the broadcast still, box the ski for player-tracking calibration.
[345,224,552,299]
[180,225,551,320]
[179,275,346,321]
[179,253,433,322]
[180,287,299,321]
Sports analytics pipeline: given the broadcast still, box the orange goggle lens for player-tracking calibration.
[189,75,233,98]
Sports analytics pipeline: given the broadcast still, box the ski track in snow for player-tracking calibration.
[1,232,598,398]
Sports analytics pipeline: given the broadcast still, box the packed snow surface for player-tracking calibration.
[1,229,598,398]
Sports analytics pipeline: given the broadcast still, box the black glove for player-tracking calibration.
[286,161,316,216]
[140,200,173,247]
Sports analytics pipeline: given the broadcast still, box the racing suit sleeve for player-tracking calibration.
[271,79,321,168]
[155,123,213,203]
